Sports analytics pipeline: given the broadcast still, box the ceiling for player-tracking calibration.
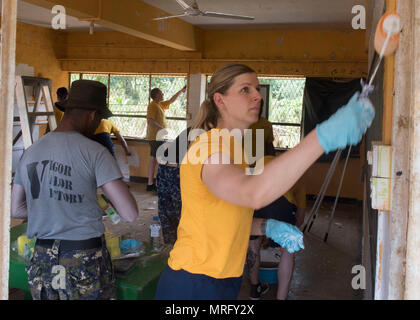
[142,0,369,29]
[0,0,111,31]
[1,0,369,32]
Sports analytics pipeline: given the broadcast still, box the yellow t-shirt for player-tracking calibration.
[146,100,171,140]
[53,105,64,124]
[94,119,119,135]
[246,117,274,164]
[168,128,254,279]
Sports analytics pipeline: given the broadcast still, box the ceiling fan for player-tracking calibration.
[153,0,255,21]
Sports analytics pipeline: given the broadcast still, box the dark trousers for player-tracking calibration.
[155,266,243,300]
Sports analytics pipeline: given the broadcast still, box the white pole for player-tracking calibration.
[374,211,391,300]
[0,0,18,300]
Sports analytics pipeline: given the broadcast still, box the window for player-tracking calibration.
[259,77,306,149]
[69,73,188,139]
[109,74,149,138]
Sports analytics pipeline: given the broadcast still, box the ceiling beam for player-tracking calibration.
[21,0,201,51]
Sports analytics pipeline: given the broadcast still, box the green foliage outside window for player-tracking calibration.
[109,75,150,116]
[82,74,108,86]
[70,73,80,84]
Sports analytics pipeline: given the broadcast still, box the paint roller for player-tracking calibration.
[360,11,402,99]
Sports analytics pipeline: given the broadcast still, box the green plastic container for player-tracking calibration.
[9,223,168,300]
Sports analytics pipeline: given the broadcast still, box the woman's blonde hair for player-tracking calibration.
[192,64,256,131]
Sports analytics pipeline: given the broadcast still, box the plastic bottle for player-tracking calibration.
[97,194,121,224]
[150,216,162,252]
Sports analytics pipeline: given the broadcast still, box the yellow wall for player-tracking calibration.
[275,139,366,201]
[303,159,364,200]
[58,28,367,78]
[16,22,68,95]
[203,29,367,61]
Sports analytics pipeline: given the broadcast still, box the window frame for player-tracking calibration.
[69,72,189,139]
[258,76,305,150]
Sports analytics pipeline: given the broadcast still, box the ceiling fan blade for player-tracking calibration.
[174,0,192,10]
[153,13,189,21]
[203,11,255,21]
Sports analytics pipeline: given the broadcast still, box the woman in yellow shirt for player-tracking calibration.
[155,64,375,300]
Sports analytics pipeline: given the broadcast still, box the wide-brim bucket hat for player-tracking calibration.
[55,80,113,119]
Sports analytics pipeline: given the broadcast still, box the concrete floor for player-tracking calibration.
[9,181,364,300]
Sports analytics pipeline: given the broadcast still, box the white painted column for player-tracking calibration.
[0,0,17,300]
[374,211,391,300]
[187,73,207,128]
[405,0,420,300]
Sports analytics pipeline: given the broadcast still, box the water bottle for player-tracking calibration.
[150,216,162,252]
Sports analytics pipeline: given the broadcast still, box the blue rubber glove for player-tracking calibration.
[265,219,305,254]
[316,92,375,154]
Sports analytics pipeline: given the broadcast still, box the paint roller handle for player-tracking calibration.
[359,79,375,100]
[316,92,375,154]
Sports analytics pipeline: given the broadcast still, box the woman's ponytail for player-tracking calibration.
[192,98,219,131]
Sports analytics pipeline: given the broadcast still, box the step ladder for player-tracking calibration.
[14,76,57,149]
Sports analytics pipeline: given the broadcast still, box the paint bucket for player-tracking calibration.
[258,262,278,284]
[245,247,281,284]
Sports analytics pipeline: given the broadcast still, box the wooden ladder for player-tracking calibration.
[14,76,57,149]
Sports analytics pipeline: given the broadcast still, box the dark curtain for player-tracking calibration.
[303,78,363,162]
